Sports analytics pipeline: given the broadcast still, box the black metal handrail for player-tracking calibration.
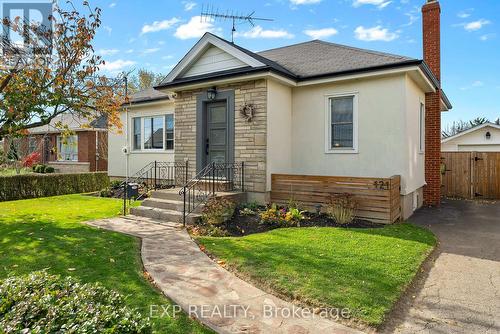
[120,161,189,215]
[179,162,245,226]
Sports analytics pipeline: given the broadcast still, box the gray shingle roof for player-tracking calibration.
[257,40,416,78]
[28,112,107,134]
[128,87,170,104]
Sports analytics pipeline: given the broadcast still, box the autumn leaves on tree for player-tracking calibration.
[0,1,124,138]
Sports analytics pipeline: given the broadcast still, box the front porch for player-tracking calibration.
[173,80,268,198]
[120,159,402,225]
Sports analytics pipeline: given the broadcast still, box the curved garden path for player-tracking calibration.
[87,216,363,334]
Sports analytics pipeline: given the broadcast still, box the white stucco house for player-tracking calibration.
[442,123,500,152]
[108,0,452,220]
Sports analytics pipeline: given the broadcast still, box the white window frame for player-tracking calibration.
[131,113,174,153]
[56,135,78,161]
[324,92,359,154]
[132,117,142,151]
[419,102,425,154]
[164,114,175,151]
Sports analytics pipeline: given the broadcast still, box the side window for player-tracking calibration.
[330,96,354,149]
[419,103,425,152]
[133,117,141,150]
[165,114,174,150]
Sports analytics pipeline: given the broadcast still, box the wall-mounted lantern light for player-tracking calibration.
[486,131,491,140]
[207,86,217,100]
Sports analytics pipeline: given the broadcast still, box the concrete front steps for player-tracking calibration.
[130,187,246,224]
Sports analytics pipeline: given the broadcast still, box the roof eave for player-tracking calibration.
[122,95,171,107]
[419,61,453,111]
[418,61,440,89]
[156,60,433,90]
[297,59,423,82]
[441,90,453,111]
[155,66,292,90]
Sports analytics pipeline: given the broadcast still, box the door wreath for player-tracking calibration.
[240,103,256,122]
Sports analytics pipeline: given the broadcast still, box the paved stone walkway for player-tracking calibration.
[87,216,363,334]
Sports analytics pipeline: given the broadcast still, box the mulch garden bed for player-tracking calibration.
[190,206,385,237]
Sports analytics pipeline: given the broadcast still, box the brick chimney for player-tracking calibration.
[422,0,442,206]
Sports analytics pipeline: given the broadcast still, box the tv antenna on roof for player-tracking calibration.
[200,4,274,43]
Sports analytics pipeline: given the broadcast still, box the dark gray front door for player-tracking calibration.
[206,101,228,165]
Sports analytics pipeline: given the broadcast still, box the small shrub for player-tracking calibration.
[0,271,151,333]
[260,204,288,226]
[285,207,305,224]
[326,193,357,225]
[287,197,301,211]
[33,164,47,173]
[202,197,236,226]
[110,180,124,189]
[241,201,261,211]
[99,187,113,197]
[22,152,41,168]
[260,203,305,227]
[44,166,55,173]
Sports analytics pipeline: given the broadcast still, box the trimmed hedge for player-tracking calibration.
[0,271,151,333]
[0,172,110,202]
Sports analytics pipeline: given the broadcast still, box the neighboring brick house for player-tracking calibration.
[108,0,451,219]
[3,113,108,173]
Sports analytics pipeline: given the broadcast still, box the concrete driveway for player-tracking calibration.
[386,199,500,334]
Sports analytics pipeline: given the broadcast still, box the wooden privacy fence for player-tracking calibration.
[441,152,500,199]
[271,174,401,224]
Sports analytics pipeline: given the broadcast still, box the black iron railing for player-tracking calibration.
[179,162,245,226]
[120,161,189,214]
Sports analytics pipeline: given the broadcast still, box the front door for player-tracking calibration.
[205,101,228,166]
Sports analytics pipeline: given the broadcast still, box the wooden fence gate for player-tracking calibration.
[441,152,500,199]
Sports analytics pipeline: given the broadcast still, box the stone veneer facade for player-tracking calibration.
[174,79,268,195]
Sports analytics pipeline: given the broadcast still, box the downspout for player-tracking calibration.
[95,131,98,172]
[124,76,129,184]
[125,109,129,181]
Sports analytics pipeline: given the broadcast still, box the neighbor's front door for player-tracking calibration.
[205,101,228,166]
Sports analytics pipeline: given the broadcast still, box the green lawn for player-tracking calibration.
[197,224,435,326]
[0,194,211,334]
[0,167,32,176]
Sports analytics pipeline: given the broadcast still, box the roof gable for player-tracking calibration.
[181,45,247,78]
[161,33,265,85]
[442,123,500,143]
